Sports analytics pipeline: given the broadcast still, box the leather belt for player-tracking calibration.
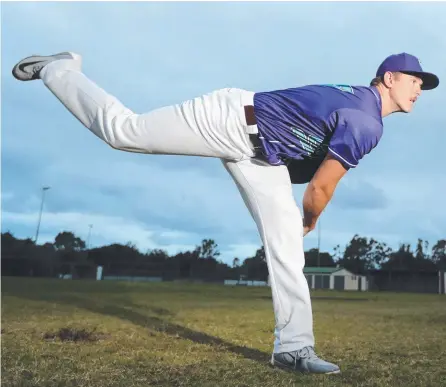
[244,105,257,126]
[243,105,262,149]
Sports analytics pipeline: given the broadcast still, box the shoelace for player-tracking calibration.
[296,346,320,360]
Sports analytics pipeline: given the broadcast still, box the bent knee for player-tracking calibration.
[103,113,149,152]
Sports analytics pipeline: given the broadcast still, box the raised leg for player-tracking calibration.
[16,52,256,160]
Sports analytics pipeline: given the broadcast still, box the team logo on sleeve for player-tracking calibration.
[322,84,354,94]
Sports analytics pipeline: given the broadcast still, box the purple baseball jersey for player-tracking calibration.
[252,84,383,180]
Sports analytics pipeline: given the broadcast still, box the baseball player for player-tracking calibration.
[12,52,439,374]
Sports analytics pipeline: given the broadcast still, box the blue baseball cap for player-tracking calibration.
[376,53,439,90]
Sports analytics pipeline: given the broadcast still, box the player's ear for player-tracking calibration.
[382,71,399,89]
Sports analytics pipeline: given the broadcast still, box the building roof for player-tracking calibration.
[303,266,343,274]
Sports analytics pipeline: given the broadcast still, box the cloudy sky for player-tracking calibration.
[2,1,445,265]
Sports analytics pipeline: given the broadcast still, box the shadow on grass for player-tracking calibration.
[7,287,270,364]
[258,296,371,302]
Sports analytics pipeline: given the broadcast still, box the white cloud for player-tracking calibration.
[220,243,262,263]
[1,192,14,202]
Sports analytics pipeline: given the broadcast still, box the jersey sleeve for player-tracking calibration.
[328,109,383,169]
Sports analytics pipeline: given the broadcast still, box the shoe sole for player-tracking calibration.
[12,52,81,81]
[271,355,341,375]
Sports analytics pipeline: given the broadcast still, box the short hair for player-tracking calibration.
[370,76,383,87]
[370,72,402,86]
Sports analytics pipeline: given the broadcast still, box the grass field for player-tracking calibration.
[2,277,446,387]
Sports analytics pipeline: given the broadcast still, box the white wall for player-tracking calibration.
[331,269,368,291]
[361,276,368,291]
[102,276,162,282]
[333,268,352,276]
[224,280,268,286]
[277,270,370,291]
[440,271,446,294]
[344,274,359,290]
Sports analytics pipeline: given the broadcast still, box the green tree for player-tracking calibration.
[240,246,268,281]
[336,235,392,274]
[253,246,266,261]
[197,239,220,260]
[304,248,336,267]
[54,231,86,251]
[431,239,446,269]
[415,238,427,260]
[382,243,437,271]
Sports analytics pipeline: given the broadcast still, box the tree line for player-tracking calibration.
[1,231,445,281]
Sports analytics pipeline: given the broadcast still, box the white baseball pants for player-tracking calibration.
[39,56,314,353]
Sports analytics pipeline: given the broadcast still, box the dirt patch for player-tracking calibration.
[21,370,33,380]
[43,327,110,343]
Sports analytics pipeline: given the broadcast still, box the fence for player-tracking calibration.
[367,269,446,294]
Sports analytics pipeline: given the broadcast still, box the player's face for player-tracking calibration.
[389,72,423,113]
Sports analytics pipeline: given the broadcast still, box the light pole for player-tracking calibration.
[317,219,321,267]
[35,186,50,244]
[87,224,93,249]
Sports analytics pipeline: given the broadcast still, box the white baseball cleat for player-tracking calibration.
[12,52,81,81]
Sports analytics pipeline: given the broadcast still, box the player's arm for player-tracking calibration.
[302,153,348,235]
[301,108,383,236]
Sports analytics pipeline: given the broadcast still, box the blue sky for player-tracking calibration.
[2,1,446,265]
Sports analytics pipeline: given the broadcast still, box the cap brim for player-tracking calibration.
[402,71,440,90]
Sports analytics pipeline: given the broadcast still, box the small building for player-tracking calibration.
[304,266,368,291]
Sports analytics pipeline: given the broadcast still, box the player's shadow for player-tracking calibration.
[8,288,269,364]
